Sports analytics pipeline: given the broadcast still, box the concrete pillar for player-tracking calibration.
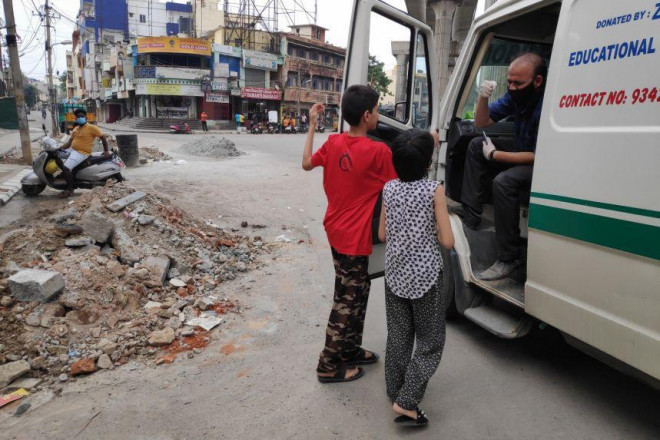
[391,41,410,105]
[429,0,458,97]
[405,0,426,22]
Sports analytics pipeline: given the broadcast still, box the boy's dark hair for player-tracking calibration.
[73,108,87,117]
[391,129,434,182]
[341,85,379,126]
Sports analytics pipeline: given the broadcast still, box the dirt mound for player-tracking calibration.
[0,182,268,389]
[180,136,243,159]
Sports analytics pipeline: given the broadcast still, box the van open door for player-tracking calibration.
[344,0,438,278]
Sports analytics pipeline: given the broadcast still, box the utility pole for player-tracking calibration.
[2,0,33,164]
[45,0,60,137]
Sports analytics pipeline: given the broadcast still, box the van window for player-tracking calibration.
[368,11,412,123]
[412,33,431,129]
[458,38,552,120]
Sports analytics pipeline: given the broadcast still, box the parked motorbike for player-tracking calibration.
[316,123,326,133]
[250,121,263,134]
[169,122,192,134]
[20,137,125,197]
[296,124,308,133]
[267,122,280,134]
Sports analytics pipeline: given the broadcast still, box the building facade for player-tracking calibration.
[279,25,345,126]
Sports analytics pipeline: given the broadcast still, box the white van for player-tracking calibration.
[344,0,659,385]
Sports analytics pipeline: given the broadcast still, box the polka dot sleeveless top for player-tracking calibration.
[383,179,443,299]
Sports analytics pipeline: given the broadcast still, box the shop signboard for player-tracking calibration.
[155,67,210,80]
[214,63,230,78]
[211,79,228,91]
[240,87,282,100]
[212,43,242,58]
[230,88,241,96]
[243,49,278,71]
[136,66,156,79]
[206,92,230,103]
[137,37,211,56]
[135,83,204,97]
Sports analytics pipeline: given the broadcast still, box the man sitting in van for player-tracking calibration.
[459,53,547,281]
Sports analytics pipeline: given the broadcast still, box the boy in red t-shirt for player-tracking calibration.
[302,85,397,383]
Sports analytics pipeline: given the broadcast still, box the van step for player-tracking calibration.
[463,303,534,339]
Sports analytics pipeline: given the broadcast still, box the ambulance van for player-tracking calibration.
[344,0,659,385]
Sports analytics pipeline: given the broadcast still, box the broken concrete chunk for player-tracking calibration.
[0,360,31,388]
[169,278,186,288]
[82,211,115,243]
[107,191,146,212]
[143,255,170,286]
[195,297,216,311]
[186,313,222,331]
[97,354,112,369]
[137,215,155,226]
[50,208,77,223]
[148,327,175,346]
[5,377,42,391]
[111,227,143,265]
[65,236,92,248]
[8,270,65,302]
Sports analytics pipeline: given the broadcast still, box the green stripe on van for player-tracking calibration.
[529,204,660,261]
[531,192,660,219]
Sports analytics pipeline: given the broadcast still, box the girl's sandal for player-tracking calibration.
[317,366,365,384]
[394,407,429,426]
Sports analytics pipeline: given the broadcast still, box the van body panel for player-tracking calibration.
[525,0,660,379]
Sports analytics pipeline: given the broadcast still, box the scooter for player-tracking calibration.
[250,121,263,134]
[169,122,192,134]
[266,122,280,134]
[316,123,326,133]
[20,137,125,197]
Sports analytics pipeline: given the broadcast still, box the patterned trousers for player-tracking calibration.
[317,248,371,373]
[385,273,446,410]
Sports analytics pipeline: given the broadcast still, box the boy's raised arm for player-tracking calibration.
[302,103,325,171]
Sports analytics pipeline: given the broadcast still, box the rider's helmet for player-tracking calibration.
[45,159,59,174]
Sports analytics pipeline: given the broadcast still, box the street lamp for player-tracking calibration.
[47,39,72,136]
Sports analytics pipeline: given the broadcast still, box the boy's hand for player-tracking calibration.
[310,103,324,121]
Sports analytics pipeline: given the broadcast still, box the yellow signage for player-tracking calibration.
[137,37,212,56]
[145,84,182,95]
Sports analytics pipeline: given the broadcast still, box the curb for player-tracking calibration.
[0,169,31,206]
[97,124,240,135]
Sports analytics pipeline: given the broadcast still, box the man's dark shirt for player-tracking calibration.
[488,91,544,153]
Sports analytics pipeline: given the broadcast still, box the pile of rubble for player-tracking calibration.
[139,146,172,164]
[180,136,243,159]
[0,182,266,393]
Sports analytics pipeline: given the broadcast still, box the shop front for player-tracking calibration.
[135,80,204,118]
[240,87,282,126]
[212,44,242,120]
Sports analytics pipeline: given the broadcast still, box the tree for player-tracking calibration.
[24,83,38,108]
[59,72,67,95]
[367,55,392,98]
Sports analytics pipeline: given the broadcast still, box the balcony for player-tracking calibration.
[283,87,340,105]
[285,56,344,75]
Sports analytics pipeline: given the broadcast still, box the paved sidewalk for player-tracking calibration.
[0,165,31,206]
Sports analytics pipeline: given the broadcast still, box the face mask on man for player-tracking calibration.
[76,117,87,125]
[509,80,538,108]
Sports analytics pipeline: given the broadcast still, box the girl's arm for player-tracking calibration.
[434,185,455,249]
[378,200,386,243]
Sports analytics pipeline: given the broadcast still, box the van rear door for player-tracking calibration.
[344,0,438,277]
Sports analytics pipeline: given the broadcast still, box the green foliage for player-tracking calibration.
[59,72,67,94]
[24,83,39,108]
[368,55,392,98]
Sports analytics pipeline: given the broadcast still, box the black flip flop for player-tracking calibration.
[346,349,380,366]
[317,366,365,384]
[394,407,429,426]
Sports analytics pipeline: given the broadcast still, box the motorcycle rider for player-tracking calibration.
[58,108,110,198]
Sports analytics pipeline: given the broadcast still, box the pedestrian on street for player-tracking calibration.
[201,111,209,132]
[301,85,397,383]
[377,129,454,426]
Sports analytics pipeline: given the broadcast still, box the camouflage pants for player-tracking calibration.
[317,248,371,373]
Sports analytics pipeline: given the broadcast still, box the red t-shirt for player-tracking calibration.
[311,132,397,256]
[201,113,208,121]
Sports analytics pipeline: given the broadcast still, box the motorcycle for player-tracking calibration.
[169,122,192,134]
[20,137,125,197]
[267,122,280,134]
[316,123,326,133]
[250,121,263,134]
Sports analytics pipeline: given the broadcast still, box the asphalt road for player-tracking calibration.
[0,131,658,439]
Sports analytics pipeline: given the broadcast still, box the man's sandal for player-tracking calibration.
[317,366,365,384]
[346,349,380,366]
[394,407,429,426]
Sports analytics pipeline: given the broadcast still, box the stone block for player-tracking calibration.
[148,327,175,346]
[107,191,146,212]
[143,255,170,285]
[82,211,115,243]
[0,360,31,388]
[8,269,65,302]
[111,228,143,265]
